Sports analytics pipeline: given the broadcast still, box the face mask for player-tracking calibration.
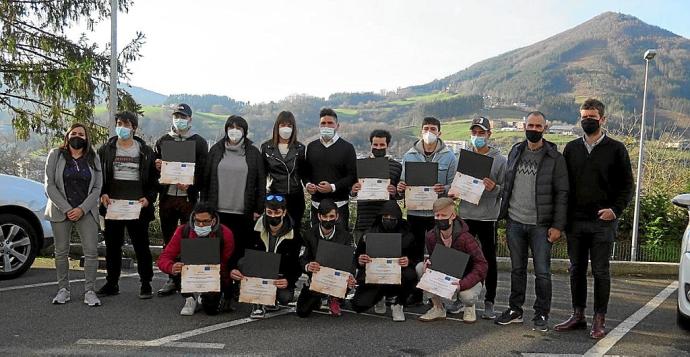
[435,218,452,231]
[381,218,398,231]
[173,118,189,131]
[227,128,243,143]
[581,119,600,135]
[372,148,386,158]
[422,131,437,145]
[471,135,487,148]
[68,137,86,150]
[278,127,293,140]
[525,130,543,143]
[194,224,213,237]
[320,219,336,230]
[266,215,283,227]
[320,127,335,141]
[115,126,132,140]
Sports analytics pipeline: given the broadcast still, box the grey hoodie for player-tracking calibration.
[458,145,507,221]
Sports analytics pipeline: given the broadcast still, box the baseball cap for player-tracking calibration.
[471,117,491,131]
[173,103,192,117]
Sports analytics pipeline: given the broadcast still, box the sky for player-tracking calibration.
[73,0,690,103]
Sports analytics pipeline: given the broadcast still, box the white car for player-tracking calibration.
[672,193,690,329]
[0,174,54,279]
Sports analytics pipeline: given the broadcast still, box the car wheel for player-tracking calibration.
[0,213,39,280]
[678,305,690,330]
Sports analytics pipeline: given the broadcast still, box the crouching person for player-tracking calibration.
[351,200,417,321]
[157,202,235,315]
[231,194,301,319]
[416,198,488,323]
[296,199,356,318]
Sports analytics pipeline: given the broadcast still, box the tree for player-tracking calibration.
[0,0,145,141]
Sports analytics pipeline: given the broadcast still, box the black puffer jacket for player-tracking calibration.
[98,136,159,222]
[203,138,266,217]
[355,200,416,282]
[353,157,402,231]
[499,139,569,230]
[260,140,306,195]
[154,131,208,203]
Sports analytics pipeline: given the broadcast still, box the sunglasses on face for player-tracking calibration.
[266,195,285,202]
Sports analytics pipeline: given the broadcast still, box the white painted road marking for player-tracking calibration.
[75,308,295,350]
[584,280,678,357]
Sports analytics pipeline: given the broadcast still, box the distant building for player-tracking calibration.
[444,140,467,155]
[548,125,576,136]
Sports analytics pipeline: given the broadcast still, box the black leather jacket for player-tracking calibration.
[260,140,306,195]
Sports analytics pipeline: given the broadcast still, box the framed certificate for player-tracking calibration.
[104,199,142,220]
[416,268,459,300]
[160,161,195,185]
[239,277,277,306]
[358,178,390,201]
[365,258,401,285]
[450,172,484,205]
[405,186,437,211]
[310,267,350,298]
[181,264,221,293]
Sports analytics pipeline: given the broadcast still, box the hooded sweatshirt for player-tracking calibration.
[400,138,458,217]
[458,145,507,221]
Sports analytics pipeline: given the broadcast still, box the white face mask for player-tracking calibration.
[227,128,243,143]
[278,127,293,140]
[320,127,335,141]
[422,131,438,145]
[173,118,189,131]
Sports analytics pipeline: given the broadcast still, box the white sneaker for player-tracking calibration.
[391,304,405,322]
[418,306,446,322]
[374,298,386,314]
[463,304,477,323]
[52,288,71,304]
[180,297,197,316]
[83,290,101,307]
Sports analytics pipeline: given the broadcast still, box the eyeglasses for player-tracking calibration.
[194,218,214,226]
[266,195,285,202]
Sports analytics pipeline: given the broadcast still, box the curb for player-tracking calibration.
[496,257,678,277]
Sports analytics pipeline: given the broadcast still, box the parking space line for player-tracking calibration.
[584,281,678,357]
[0,273,139,292]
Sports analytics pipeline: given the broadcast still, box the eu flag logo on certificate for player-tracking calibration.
[181,163,187,168]
[424,187,430,192]
[387,259,393,264]
[444,276,452,281]
[262,280,268,285]
[334,271,341,276]
[204,266,210,271]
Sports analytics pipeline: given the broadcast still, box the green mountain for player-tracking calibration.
[406,12,690,128]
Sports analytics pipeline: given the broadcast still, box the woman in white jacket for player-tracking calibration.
[44,123,103,307]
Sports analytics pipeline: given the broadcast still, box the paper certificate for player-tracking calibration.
[160,161,195,185]
[309,266,350,298]
[239,277,277,306]
[180,264,221,293]
[365,258,401,285]
[451,172,485,205]
[105,199,142,220]
[416,268,460,300]
[405,186,437,211]
[358,178,390,201]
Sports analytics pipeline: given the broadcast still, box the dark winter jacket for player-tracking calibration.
[98,136,158,221]
[154,130,209,203]
[242,216,302,286]
[353,157,402,231]
[499,139,569,230]
[299,224,354,276]
[260,140,306,195]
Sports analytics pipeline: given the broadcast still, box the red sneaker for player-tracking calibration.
[328,297,342,317]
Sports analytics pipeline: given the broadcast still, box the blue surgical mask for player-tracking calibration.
[115,126,132,140]
[194,224,212,237]
[471,135,487,148]
[320,127,335,141]
[173,118,189,131]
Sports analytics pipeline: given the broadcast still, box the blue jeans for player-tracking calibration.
[506,218,552,316]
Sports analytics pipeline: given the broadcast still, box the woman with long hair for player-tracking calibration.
[44,123,103,306]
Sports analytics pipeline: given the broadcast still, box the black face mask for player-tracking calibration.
[381,218,398,231]
[266,215,283,227]
[525,130,543,143]
[435,218,452,231]
[68,137,86,150]
[320,219,336,230]
[372,148,387,158]
[581,119,600,135]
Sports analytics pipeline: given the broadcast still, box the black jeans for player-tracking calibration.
[284,191,306,237]
[310,204,350,231]
[296,285,328,318]
[407,215,435,263]
[218,212,253,269]
[159,195,194,281]
[104,219,153,284]
[351,266,418,312]
[466,219,498,304]
[506,218,552,316]
[567,219,616,314]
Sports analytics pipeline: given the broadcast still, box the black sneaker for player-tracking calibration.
[96,283,119,296]
[533,314,549,332]
[495,309,524,325]
[139,282,153,299]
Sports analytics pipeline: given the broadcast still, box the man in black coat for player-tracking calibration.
[555,99,633,339]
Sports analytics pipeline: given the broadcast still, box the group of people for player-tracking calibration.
[43,98,633,339]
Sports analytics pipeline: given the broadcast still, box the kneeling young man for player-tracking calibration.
[231,195,301,319]
[351,200,417,321]
[296,199,356,318]
[417,198,488,323]
[157,202,235,316]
